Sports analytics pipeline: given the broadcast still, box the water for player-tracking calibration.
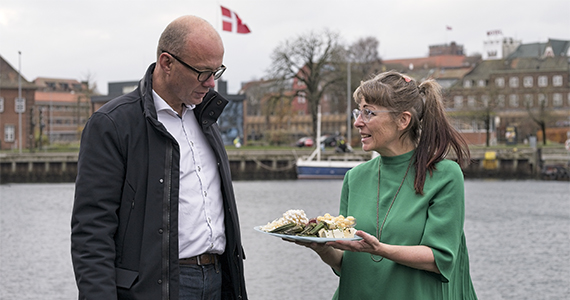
[1,180,569,300]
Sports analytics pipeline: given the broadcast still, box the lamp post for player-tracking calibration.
[17,51,22,153]
[346,61,351,146]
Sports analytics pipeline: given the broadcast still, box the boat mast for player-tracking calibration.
[316,104,321,161]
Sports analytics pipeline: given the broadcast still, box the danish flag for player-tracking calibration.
[221,6,251,34]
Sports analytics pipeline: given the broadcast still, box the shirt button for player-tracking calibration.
[158,228,163,234]
[158,279,162,284]
[198,166,201,172]
[204,191,207,197]
[159,178,164,183]
[207,217,211,223]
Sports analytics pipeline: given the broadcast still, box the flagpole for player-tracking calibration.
[214,0,221,92]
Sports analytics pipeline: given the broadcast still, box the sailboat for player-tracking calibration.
[296,105,367,179]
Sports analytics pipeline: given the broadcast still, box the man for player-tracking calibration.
[71,15,248,300]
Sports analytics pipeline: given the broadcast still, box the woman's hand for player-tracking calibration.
[325,230,380,253]
[327,230,440,274]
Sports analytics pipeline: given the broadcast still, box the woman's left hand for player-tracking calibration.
[326,230,382,254]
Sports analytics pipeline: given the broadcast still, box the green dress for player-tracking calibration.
[332,151,478,300]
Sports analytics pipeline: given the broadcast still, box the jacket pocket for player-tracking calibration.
[116,181,136,263]
[116,267,139,289]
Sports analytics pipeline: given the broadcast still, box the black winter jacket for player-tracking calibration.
[71,63,247,300]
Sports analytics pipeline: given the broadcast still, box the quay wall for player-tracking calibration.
[0,147,568,184]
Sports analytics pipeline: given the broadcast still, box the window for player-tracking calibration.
[454,96,463,108]
[495,77,505,87]
[509,77,519,88]
[467,96,476,108]
[0,97,4,113]
[538,76,548,87]
[523,76,533,88]
[477,80,486,87]
[481,95,490,107]
[553,75,563,87]
[509,94,519,107]
[538,94,547,107]
[4,124,15,142]
[553,93,563,107]
[496,95,505,107]
[524,94,533,107]
[297,92,306,104]
[463,80,472,88]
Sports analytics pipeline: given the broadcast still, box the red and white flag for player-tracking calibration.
[221,6,251,34]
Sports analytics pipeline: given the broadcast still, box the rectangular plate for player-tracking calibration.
[254,226,362,243]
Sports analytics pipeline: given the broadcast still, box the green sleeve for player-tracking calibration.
[420,160,465,282]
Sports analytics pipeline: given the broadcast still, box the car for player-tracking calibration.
[295,137,314,147]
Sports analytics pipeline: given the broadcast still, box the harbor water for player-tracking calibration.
[1,180,569,299]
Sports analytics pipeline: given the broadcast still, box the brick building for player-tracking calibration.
[0,55,37,151]
[447,38,570,145]
[34,77,91,144]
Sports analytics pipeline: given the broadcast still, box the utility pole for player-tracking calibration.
[17,51,23,154]
[346,61,351,146]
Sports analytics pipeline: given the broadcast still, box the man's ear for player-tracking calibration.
[158,53,173,73]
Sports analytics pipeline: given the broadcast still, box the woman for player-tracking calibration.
[300,71,478,299]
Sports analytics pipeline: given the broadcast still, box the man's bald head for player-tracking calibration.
[156,15,223,59]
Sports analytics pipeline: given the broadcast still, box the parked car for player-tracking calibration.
[295,137,314,147]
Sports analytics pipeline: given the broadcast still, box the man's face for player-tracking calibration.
[167,48,224,106]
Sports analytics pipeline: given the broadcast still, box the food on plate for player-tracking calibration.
[259,210,357,238]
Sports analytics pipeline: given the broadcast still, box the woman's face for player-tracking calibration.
[354,100,403,156]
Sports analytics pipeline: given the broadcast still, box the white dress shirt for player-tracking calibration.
[153,90,226,258]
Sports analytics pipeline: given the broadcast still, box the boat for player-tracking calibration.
[296,153,365,179]
[295,105,368,179]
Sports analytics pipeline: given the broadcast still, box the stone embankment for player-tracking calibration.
[1,147,568,183]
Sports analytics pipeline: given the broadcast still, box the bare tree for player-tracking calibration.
[269,29,346,140]
[78,71,99,138]
[349,36,382,80]
[526,94,550,146]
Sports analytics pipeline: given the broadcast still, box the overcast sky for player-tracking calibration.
[1,0,569,95]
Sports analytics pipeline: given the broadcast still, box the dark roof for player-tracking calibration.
[91,81,138,103]
[507,38,570,59]
[453,56,569,89]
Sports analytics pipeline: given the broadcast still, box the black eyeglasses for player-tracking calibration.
[162,50,226,82]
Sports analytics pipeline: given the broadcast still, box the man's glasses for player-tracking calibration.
[352,108,394,122]
[162,50,226,82]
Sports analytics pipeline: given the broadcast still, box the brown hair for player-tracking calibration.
[353,70,470,194]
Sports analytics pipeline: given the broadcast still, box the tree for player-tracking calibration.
[78,72,98,138]
[526,93,551,146]
[269,29,346,141]
[348,36,382,81]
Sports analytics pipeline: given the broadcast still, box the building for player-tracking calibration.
[0,55,37,151]
[91,81,138,112]
[33,77,92,144]
[447,38,570,145]
[91,79,245,146]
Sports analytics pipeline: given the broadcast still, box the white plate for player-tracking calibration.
[254,226,362,243]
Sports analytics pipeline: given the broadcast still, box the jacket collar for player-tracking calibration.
[138,63,229,129]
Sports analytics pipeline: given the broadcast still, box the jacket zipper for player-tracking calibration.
[162,144,173,300]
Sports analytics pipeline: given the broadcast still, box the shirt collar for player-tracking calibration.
[152,90,196,116]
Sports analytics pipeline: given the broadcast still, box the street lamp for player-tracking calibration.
[17,51,23,153]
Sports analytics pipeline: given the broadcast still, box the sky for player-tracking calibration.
[1,0,569,95]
